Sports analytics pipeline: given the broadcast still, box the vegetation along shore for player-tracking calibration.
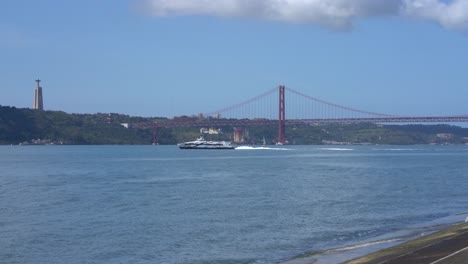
[1,105,468,145]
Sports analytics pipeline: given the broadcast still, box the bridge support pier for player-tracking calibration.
[152,123,159,145]
[278,85,286,144]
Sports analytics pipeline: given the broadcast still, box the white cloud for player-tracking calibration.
[138,0,400,29]
[402,0,468,32]
[138,0,468,32]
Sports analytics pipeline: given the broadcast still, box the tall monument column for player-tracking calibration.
[33,79,44,110]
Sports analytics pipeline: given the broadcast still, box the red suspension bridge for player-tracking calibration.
[135,85,468,144]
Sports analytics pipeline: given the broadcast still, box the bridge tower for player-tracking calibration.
[278,85,286,144]
[152,122,159,145]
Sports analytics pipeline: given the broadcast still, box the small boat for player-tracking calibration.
[178,136,235,150]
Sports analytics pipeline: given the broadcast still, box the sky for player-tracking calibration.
[1,0,468,118]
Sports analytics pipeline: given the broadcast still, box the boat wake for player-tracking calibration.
[235,146,291,150]
[318,148,354,151]
[374,148,420,151]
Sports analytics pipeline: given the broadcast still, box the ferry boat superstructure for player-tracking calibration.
[178,136,235,150]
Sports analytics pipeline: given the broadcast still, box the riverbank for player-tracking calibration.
[2,105,468,145]
[346,221,468,263]
[283,219,468,264]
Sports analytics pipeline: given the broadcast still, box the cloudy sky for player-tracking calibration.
[1,0,468,117]
[142,0,468,31]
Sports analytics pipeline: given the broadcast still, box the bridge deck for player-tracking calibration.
[133,116,468,129]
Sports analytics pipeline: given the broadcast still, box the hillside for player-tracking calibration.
[1,105,468,145]
[0,106,157,145]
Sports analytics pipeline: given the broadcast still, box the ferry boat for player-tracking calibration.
[177,136,235,150]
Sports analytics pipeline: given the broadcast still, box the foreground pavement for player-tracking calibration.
[346,222,468,264]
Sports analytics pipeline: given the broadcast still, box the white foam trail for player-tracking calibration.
[235,146,291,150]
[319,148,353,151]
[377,149,420,151]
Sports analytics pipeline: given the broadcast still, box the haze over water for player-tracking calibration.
[1,145,468,263]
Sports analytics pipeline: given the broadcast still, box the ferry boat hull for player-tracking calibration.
[178,145,235,150]
[177,136,235,150]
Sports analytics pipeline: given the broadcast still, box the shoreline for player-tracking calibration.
[345,221,468,264]
[282,214,468,264]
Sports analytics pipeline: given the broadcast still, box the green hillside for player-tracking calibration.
[1,105,468,145]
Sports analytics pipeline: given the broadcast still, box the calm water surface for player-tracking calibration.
[1,145,468,264]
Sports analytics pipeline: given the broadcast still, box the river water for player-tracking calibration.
[1,145,468,264]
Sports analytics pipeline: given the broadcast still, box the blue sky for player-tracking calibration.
[1,0,468,118]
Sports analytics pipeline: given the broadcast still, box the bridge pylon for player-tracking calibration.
[278,85,286,144]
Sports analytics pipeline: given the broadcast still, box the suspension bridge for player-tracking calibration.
[134,85,468,144]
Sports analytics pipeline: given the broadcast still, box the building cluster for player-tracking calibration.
[19,139,65,145]
[436,133,453,139]
[199,127,251,144]
[200,128,223,135]
[233,127,249,143]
